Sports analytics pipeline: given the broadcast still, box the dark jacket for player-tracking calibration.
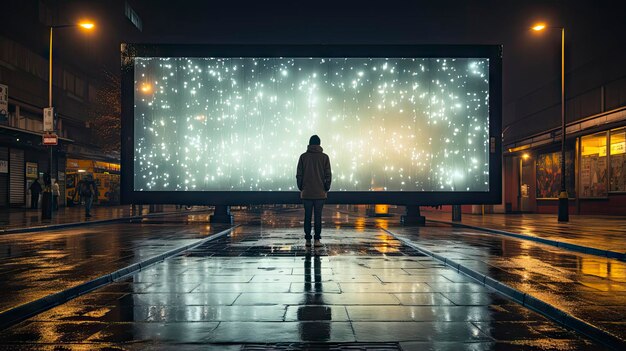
[29,180,42,194]
[296,145,332,199]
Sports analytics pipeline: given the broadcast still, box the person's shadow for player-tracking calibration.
[297,252,332,341]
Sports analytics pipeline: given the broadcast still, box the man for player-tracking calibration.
[81,175,97,218]
[52,180,60,211]
[296,135,332,248]
[29,178,42,209]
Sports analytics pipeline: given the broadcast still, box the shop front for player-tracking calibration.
[504,120,626,215]
[66,158,120,205]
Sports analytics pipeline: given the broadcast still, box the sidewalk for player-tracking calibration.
[0,209,605,350]
[419,209,626,256]
[382,217,626,347]
[0,204,197,234]
[0,211,232,323]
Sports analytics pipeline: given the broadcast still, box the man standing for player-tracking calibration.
[29,178,42,209]
[52,180,60,211]
[81,175,97,218]
[296,135,332,248]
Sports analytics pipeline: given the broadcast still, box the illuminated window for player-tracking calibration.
[579,132,608,198]
[609,128,626,192]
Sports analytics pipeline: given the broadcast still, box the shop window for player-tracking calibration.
[609,128,626,192]
[580,132,608,197]
[536,150,576,198]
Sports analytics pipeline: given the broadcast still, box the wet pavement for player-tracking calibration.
[420,209,626,254]
[388,221,626,344]
[0,212,229,314]
[0,208,609,350]
[0,204,201,233]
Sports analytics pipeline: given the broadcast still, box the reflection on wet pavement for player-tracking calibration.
[0,208,606,350]
[421,209,626,254]
[0,213,228,313]
[0,204,162,231]
[388,220,626,344]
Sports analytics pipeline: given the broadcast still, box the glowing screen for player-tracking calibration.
[134,57,490,192]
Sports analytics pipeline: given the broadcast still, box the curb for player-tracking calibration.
[0,224,239,331]
[426,218,626,261]
[0,209,210,236]
[382,227,625,350]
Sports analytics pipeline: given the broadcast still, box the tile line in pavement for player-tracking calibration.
[0,225,239,331]
[381,227,625,351]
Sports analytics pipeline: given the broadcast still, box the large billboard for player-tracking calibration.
[121,45,501,205]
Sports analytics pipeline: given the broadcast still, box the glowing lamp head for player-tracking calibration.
[522,153,530,160]
[78,21,95,30]
[532,23,546,31]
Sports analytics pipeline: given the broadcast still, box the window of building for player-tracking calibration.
[75,77,84,97]
[580,132,608,198]
[609,128,626,192]
[536,150,576,198]
[63,71,75,93]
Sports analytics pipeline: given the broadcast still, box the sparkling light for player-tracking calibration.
[134,57,490,192]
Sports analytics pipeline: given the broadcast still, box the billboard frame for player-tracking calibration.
[121,44,502,206]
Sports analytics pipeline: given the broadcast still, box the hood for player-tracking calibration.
[307,145,323,153]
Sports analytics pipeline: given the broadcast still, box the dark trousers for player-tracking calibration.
[303,199,324,240]
[30,193,39,209]
[85,196,93,216]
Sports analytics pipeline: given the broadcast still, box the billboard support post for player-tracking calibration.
[210,205,233,224]
[401,205,425,226]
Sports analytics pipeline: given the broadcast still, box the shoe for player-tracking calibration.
[314,240,322,247]
[305,240,312,247]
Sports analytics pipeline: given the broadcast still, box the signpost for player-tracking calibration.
[43,107,54,132]
[43,107,55,219]
[43,133,58,145]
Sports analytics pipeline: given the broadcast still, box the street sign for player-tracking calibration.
[43,133,58,145]
[43,107,54,132]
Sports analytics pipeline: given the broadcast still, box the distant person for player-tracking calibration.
[52,180,60,210]
[296,135,332,248]
[29,178,42,209]
[81,176,98,218]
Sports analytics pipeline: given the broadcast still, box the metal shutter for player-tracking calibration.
[0,147,7,206]
[9,148,24,206]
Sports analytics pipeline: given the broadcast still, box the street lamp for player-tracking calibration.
[532,22,569,222]
[45,21,95,219]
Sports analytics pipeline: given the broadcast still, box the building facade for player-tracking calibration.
[0,1,127,208]
[503,53,626,215]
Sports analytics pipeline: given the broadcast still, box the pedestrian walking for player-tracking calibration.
[296,135,332,248]
[29,178,42,209]
[80,175,98,218]
[52,180,60,211]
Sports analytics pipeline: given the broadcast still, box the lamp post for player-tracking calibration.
[532,23,568,222]
[46,21,94,219]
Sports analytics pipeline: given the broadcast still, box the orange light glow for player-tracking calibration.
[78,21,95,30]
[141,83,152,94]
[532,23,546,31]
[522,153,530,160]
